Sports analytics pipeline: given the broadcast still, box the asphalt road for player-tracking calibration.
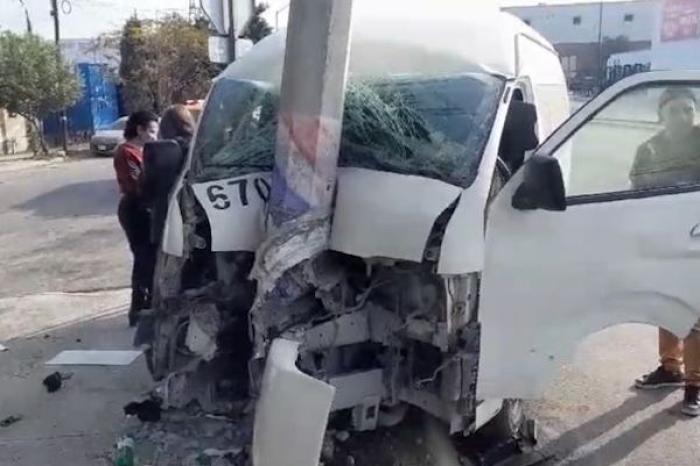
[0,158,698,465]
[0,158,150,466]
[519,324,700,466]
[0,158,130,298]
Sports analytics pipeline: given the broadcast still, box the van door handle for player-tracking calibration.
[691,223,700,238]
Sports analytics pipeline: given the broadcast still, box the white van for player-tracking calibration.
[148,4,700,465]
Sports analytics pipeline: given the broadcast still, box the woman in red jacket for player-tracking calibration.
[113,111,159,326]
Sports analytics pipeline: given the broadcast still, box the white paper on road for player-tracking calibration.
[191,172,271,252]
[46,350,142,366]
[0,343,7,352]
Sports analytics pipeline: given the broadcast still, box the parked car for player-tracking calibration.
[90,116,127,157]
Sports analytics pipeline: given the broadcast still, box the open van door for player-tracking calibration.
[478,71,700,399]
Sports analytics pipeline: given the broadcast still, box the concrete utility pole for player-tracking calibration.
[268,0,354,228]
[253,3,354,462]
[50,0,69,153]
[228,0,237,62]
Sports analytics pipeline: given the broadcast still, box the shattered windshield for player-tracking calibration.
[191,73,504,188]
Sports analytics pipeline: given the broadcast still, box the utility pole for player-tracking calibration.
[253,1,354,460]
[50,0,69,153]
[597,1,606,93]
[228,0,236,62]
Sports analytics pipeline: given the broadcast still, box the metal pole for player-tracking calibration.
[50,0,69,153]
[228,0,236,62]
[597,1,605,92]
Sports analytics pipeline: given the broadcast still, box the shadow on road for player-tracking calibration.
[504,391,676,466]
[566,403,681,466]
[14,179,118,218]
[547,390,673,457]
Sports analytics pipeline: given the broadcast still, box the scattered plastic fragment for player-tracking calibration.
[43,372,63,393]
[115,436,136,466]
[124,399,162,423]
[0,415,22,427]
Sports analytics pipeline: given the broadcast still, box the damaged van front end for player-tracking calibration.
[141,7,549,465]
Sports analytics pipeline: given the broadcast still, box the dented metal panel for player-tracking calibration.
[253,339,335,466]
[330,168,463,262]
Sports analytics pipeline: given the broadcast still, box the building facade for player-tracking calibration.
[503,0,656,92]
[0,110,30,156]
[651,0,700,70]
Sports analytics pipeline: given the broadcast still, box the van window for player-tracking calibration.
[191,73,504,188]
[555,84,700,197]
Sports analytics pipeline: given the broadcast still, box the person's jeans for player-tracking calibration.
[660,321,700,387]
[118,197,156,316]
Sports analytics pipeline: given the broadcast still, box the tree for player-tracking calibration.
[0,32,80,154]
[119,17,154,114]
[240,4,273,44]
[118,14,216,114]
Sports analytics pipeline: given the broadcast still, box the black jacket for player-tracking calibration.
[142,137,189,244]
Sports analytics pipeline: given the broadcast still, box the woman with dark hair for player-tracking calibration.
[113,110,159,326]
[143,105,196,249]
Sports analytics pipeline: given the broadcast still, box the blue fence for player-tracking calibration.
[43,63,121,143]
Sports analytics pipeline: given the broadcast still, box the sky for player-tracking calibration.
[0,0,639,40]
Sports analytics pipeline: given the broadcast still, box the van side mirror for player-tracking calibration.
[512,155,566,211]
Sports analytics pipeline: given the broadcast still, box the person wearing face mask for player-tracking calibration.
[113,111,160,327]
[631,88,700,417]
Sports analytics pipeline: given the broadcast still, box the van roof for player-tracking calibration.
[219,3,551,88]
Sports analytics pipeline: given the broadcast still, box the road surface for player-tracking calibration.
[0,158,150,466]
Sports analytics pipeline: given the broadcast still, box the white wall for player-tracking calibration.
[608,48,651,65]
[504,1,656,44]
[60,39,118,67]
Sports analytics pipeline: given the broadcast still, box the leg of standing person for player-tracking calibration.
[118,197,152,326]
[682,321,700,416]
[660,328,685,374]
[635,328,685,389]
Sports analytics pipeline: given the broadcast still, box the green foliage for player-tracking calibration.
[118,17,153,113]
[118,14,217,114]
[0,31,80,153]
[240,4,273,44]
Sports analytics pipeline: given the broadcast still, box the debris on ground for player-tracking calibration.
[124,399,162,423]
[115,406,253,466]
[0,415,22,427]
[0,343,7,352]
[115,436,136,466]
[46,349,142,366]
[42,371,64,393]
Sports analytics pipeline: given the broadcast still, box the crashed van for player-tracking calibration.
[143,3,700,463]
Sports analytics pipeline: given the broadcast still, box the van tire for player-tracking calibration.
[479,399,524,440]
